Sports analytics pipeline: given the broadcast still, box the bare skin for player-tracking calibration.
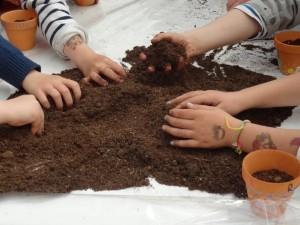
[0,95,44,135]
[64,35,126,86]
[22,70,81,110]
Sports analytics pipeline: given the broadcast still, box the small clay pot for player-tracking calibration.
[75,0,98,6]
[274,31,300,75]
[0,9,37,51]
[242,149,300,219]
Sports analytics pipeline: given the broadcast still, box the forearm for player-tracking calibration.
[21,0,88,58]
[238,74,300,109]
[238,123,300,156]
[186,9,260,55]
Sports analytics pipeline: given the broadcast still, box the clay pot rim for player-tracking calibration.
[0,9,37,25]
[242,149,300,187]
[274,31,300,52]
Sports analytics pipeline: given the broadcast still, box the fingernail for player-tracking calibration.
[164,115,168,120]
[170,141,175,146]
[166,100,172,105]
[162,125,166,130]
[169,109,174,115]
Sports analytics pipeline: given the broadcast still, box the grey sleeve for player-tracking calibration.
[243,0,300,38]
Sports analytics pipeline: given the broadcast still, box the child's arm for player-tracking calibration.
[0,35,81,110]
[162,104,300,156]
[0,95,44,135]
[21,0,126,86]
[149,0,300,68]
[168,73,300,115]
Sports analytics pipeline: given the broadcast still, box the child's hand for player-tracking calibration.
[22,70,81,110]
[64,35,126,86]
[227,0,249,10]
[0,95,44,135]
[139,32,197,73]
[79,52,126,86]
[162,103,241,148]
[167,90,247,115]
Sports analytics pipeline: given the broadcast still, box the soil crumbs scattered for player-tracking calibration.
[253,169,294,183]
[0,44,293,198]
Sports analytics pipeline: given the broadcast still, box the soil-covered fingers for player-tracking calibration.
[97,65,124,83]
[46,87,64,110]
[35,90,51,109]
[104,57,126,78]
[31,109,44,135]
[53,83,74,108]
[89,72,108,86]
[162,125,194,139]
[167,91,203,106]
[61,78,81,103]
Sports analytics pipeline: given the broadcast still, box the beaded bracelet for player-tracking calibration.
[225,117,251,154]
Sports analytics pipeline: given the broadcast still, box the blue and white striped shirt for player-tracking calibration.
[21,0,88,58]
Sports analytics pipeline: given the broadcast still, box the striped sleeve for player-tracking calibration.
[234,4,267,39]
[20,0,88,58]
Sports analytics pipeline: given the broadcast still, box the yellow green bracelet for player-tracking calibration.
[225,117,251,154]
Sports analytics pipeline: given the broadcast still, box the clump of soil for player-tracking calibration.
[0,47,294,198]
[124,40,187,85]
[283,39,300,46]
[253,169,294,183]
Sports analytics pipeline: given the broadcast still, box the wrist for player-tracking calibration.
[22,70,40,91]
[184,30,206,55]
[224,117,243,147]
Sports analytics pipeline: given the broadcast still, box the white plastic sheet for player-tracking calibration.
[0,0,299,224]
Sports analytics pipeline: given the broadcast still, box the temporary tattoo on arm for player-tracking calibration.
[65,35,83,51]
[252,132,277,150]
[213,125,225,140]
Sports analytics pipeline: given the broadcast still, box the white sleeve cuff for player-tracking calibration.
[234,4,267,40]
[297,146,300,159]
[51,23,89,59]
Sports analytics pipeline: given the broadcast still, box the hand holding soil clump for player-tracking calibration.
[139,39,187,74]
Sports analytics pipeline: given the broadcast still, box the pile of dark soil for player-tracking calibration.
[253,169,294,183]
[0,43,293,198]
[124,40,187,85]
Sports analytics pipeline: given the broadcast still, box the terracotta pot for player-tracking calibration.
[1,9,37,51]
[274,31,300,75]
[242,149,300,220]
[75,0,97,6]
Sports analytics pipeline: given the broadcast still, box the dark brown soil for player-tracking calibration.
[0,46,293,198]
[253,169,294,183]
[124,40,187,84]
[283,39,300,46]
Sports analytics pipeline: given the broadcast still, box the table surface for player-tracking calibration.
[0,1,299,224]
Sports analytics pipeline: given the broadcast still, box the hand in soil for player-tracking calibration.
[0,95,44,135]
[162,103,241,148]
[139,35,192,73]
[22,71,81,110]
[78,52,126,86]
[167,90,246,115]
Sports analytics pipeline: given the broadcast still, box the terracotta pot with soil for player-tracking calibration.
[0,9,37,51]
[242,149,300,219]
[274,31,300,75]
[75,0,98,6]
